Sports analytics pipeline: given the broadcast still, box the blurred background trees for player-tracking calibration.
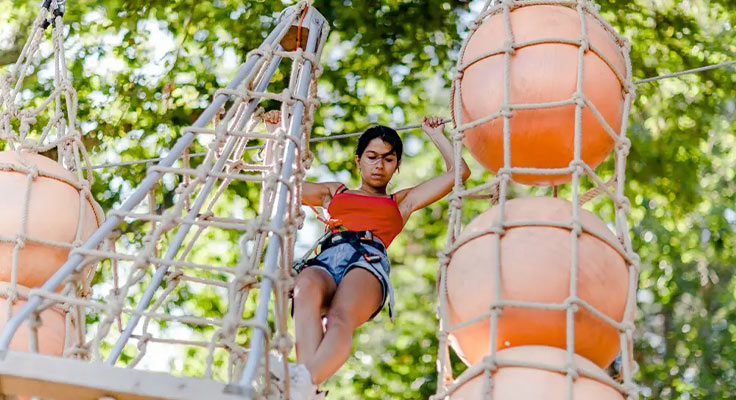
[2,0,735,398]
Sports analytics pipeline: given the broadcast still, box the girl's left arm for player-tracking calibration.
[395,116,471,222]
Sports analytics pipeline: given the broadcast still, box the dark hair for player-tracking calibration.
[355,125,403,161]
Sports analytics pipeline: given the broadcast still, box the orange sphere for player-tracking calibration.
[449,346,624,400]
[459,5,626,185]
[446,197,629,368]
[0,283,65,355]
[0,151,100,288]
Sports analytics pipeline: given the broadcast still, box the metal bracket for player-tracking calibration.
[40,0,67,29]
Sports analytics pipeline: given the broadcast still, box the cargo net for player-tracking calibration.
[0,0,104,355]
[436,0,640,399]
[0,1,328,395]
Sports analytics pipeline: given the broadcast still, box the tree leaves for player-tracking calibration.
[2,0,736,398]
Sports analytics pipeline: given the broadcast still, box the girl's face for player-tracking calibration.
[355,138,400,188]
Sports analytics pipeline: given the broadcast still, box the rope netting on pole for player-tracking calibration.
[436,0,640,399]
[0,0,104,357]
[0,1,329,399]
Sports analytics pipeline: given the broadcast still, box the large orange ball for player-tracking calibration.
[0,151,100,288]
[0,283,65,355]
[446,197,629,368]
[459,5,627,185]
[449,346,624,400]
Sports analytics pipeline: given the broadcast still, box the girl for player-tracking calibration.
[263,112,470,399]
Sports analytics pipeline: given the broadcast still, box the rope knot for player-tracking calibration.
[18,113,37,136]
[568,159,586,176]
[25,163,40,179]
[585,0,602,12]
[437,250,451,266]
[499,106,514,118]
[136,333,153,351]
[77,182,92,196]
[450,130,465,141]
[571,221,583,236]
[195,163,210,182]
[281,88,295,106]
[302,151,314,168]
[616,136,631,154]
[14,234,26,249]
[571,93,586,108]
[295,209,306,229]
[621,320,636,334]
[481,355,498,372]
[564,361,580,379]
[624,82,636,96]
[449,196,463,211]
[621,37,632,52]
[254,47,272,60]
[502,40,515,55]
[616,195,631,214]
[160,210,178,231]
[497,168,512,182]
[174,183,188,194]
[60,81,76,94]
[198,210,215,220]
[141,333,153,343]
[489,303,504,316]
[168,269,184,282]
[563,297,580,313]
[629,252,641,266]
[106,292,124,316]
[274,334,293,354]
[578,38,590,53]
[220,318,238,337]
[226,159,246,174]
[2,72,13,86]
[28,312,42,330]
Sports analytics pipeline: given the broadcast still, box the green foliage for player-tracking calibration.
[2,0,736,398]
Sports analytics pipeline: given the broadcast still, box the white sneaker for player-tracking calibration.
[267,354,320,400]
[286,363,319,400]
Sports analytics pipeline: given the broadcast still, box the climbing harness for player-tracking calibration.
[292,206,383,274]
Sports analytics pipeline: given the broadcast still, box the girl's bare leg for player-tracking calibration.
[293,267,337,365]
[305,268,382,384]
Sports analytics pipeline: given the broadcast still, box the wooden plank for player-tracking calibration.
[280,26,310,51]
[0,351,252,400]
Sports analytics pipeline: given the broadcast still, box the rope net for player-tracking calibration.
[0,0,104,356]
[0,1,329,399]
[436,0,640,399]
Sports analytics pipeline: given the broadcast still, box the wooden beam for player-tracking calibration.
[0,351,253,400]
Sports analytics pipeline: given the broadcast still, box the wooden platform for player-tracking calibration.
[0,351,252,400]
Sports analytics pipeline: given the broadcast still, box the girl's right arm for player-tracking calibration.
[302,181,342,207]
[262,110,341,208]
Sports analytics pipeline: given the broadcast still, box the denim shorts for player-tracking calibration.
[302,237,394,321]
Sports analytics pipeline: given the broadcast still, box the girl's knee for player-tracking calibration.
[294,269,333,302]
[325,305,357,330]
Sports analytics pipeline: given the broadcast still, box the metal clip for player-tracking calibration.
[363,254,381,263]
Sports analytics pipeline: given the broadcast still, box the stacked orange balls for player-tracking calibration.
[0,151,100,355]
[447,4,630,399]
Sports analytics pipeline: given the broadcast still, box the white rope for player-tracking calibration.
[84,51,736,172]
